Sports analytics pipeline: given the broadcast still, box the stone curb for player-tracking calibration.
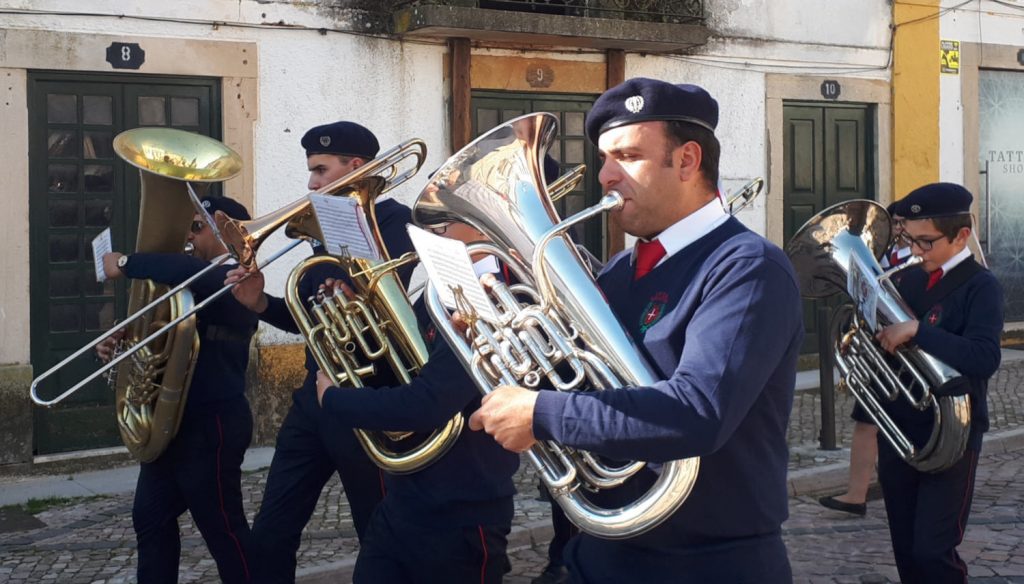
[788,424,1024,497]
[295,520,555,583]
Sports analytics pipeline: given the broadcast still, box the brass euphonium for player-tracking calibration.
[786,200,971,472]
[413,113,700,539]
[30,128,244,463]
[256,141,462,474]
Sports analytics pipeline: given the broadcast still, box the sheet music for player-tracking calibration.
[308,194,382,261]
[91,228,113,283]
[848,253,880,331]
[407,225,498,322]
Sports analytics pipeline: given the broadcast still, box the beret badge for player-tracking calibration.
[202,200,211,208]
[625,95,645,114]
[911,204,921,214]
[319,136,331,147]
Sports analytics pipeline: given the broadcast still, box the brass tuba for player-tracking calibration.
[413,113,699,539]
[259,141,462,474]
[786,200,971,472]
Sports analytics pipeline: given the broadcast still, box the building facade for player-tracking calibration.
[4,0,1011,464]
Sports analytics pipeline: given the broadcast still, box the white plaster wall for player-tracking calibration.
[707,0,891,50]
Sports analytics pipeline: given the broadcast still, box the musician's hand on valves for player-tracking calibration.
[95,329,126,363]
[315,370,335,407]
[226,265,268,313]
[469,385,538,453]
[321,278,355,300]
[876,320,919,354]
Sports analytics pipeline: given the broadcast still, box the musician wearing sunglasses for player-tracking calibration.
[223,121,416,583]
[97,195,258,584]
[469,78,804,583]
[871,183,1003,583]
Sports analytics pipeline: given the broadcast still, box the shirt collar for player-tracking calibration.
[938,246,972,276]
[631,198,729,265]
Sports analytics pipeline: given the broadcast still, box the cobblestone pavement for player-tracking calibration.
[2,361,1023,583]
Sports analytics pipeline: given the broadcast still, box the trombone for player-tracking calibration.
[30,138,426,408]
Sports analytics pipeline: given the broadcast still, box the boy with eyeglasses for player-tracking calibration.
[873,182,1004,583]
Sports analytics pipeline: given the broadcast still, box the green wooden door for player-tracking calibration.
[783,102,875,353]
[471,91,604,258]
[28,72,220,455]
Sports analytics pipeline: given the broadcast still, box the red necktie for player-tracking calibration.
[634,239,666,280]
[926,268,943,290]
[890,250,900,266]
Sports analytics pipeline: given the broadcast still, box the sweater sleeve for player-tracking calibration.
[123,253,223,298]
[257,294,300,334]
[320,339,478,432]
[533,255,802,462]
[913,274,1004,379]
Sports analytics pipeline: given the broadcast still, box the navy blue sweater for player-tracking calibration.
[258,199,416,392]
[321,298,519,528]
[887,258,1003,451]
[533,218,802,558]
[123,253,257,416]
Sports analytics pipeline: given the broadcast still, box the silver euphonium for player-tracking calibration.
[413,113,699,539]
[786,200,970,472]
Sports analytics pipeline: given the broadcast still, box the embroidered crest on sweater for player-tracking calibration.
[926,305,943,326]
[640,291,670,333]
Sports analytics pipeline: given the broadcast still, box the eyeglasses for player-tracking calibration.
[898,232,946,251]
[190,220,206,234]
[429,222,453,236]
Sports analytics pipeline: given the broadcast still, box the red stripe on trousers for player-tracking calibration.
[953,449,978,583]
[478,525,490,584]
[215,415,251,581]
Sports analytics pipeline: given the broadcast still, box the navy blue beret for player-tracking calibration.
[899,182,973,220]
[585,78,718,144]
[200,195,250,221]
[886,202,898,217]
[301,121,380,159]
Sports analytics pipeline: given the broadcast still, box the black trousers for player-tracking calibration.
[353,503,511,584]
[133,397,253,584]
[878,441,980,584]
[249,385,384,584]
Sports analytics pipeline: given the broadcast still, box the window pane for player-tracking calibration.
[47,94,77,124]
[138,97,167,125]
[84,302,116,331]
[83,95,113,125]
[48,200,79,228]
[49,234,79,263]
[82,272,115,296]
[49,304,81,333]
[565,112,585,136]
[49,270,79,298]
[84,199,113,227]
[477,109,498,135]
[171,97,199,127]
[564,139,584,165]
[48,164,79,193]
[501,109,524,123]
[84,165,114,193]
[48,130,77,157]
[83,131,114,159]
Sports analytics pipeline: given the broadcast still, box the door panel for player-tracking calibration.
[784,103,875,353]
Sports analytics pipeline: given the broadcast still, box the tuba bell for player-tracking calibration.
[786,200,971,472]
[413,113,699,539]
[272,141,463,474]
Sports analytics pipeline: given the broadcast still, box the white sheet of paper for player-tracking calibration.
[308,194,381,261]
[407,225,498,322]
[91,228,113,283]
[848,253,880,331]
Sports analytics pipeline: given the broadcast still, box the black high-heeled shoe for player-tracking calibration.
[818,495,867,517]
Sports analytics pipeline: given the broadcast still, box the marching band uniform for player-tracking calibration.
[319,281,519,584]
[874,183,1003,583]
[527,79,804,583]
[246,122,416,583]
[119,196,257,584]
